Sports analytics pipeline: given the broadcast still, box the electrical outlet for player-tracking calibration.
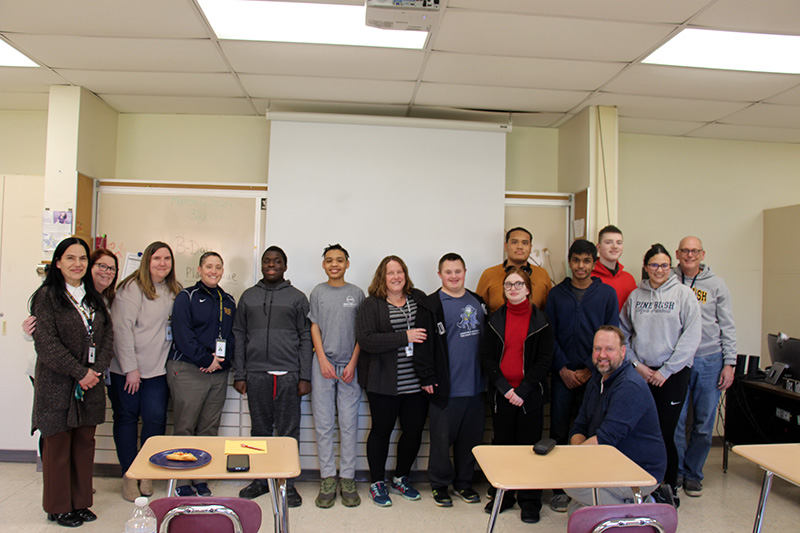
[775,407,791,421]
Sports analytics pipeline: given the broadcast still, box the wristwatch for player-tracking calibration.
[631,360,639,368]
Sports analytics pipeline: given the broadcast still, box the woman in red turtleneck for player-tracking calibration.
[480,267,554,524]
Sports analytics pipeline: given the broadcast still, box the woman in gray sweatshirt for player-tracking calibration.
[620,243,701,501]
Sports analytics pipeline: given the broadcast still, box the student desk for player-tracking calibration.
[126,435,300,533]
[733,443,800,533]
[473,444,656,533]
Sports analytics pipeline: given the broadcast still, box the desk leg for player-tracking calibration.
[267,478,289,533]
[167,479,176,496]
[591,488,599,506]
[752,470,774,533]
[632,487,643,504]
[485,488,505,533]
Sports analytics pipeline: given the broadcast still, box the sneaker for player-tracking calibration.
[484,493,516,514]
[192,482,211,497]
[315,477,337,508]
[239,480,269,500]
[175,485,196,497]
[369,481,392,507]
[520,506,541,524]
[390,476,421,501]
[432,488,453,507]
[675,474,684,493]
[339,478,361,507]
[651,484,678,509]
[454,487,480,504]
[287,486,302,508]
[549,493,570,513]
[486,486,496,501]
[684,478,702,497]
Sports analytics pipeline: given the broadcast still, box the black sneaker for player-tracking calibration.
[432,488,453,507]
[651,484,679,509]
[454,487,480,503]
[175,485,196,497]
[484,494,516,514]
[520,506,541,524]
[193,482,212,497]
[684,478,702,497]
[239,480,269,500]
[287,486,303,507]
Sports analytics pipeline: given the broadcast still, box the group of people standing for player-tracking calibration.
[26,222,736,528]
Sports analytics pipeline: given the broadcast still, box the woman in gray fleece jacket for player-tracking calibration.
[620,243,701,500]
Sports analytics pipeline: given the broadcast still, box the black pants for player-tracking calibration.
[366,391,428,483]
[491,393,543,511]
[428,394,485,490]
[649,366,691,487]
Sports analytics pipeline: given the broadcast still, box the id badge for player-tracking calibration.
[215,338,227,359]
[405,343,414,357]
[166,325,173,341]
[88,345,96,364]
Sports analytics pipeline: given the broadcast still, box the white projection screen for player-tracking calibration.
[265,119,507,297]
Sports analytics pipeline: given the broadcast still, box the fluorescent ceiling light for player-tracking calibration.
[0,40,37,67]
[198,0,427,49]
[643,28,800,74]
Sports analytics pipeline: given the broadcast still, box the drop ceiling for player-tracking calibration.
[1,0,799,143]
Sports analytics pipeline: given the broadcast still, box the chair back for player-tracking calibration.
[567,503,678,533]
[150,497,262,533]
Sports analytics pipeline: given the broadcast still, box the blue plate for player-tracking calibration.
[149,448,212,469]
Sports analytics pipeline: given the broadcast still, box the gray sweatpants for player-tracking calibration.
[246,371,301,489]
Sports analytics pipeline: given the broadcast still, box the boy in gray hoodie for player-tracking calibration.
[673,236,737,497]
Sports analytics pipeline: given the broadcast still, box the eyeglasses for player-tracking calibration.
[678,248,703,256]
[503,281,525,290]
[647,263,671,271]
[94,263,117,274]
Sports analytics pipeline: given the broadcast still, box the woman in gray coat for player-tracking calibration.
[30,237,114,527]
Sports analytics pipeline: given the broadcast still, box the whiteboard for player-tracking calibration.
[96,190,263,302]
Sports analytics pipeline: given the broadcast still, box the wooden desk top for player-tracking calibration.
[472,445,656,490]
[733,444,800,485]
[125,436,301,481]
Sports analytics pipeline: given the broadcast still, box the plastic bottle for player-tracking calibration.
[125,496,157,533]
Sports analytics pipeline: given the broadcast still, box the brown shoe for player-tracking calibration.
[123,476,139,502]
[139,479,154,496]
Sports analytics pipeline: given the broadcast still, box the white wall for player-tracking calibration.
[0,110,47,176]
[618,133,800,356]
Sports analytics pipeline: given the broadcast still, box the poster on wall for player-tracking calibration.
[42,209,73,251]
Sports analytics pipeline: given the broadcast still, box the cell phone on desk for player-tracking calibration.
[227,454,250,472]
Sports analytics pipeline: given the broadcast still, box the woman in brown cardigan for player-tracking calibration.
[30,237,114,528]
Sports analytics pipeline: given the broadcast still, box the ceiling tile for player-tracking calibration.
[435,10,676,61]
[260,99,409,117]
[764,84,800,106]
[604,64,800,102]
[0,0,209,38]
[423,52,625,90]
[618,116,705,136]
[448,0,711,23]
[99,94,256,115]
[688,123,800,143]
[415,83,590,113]
[589,92,750,122]
[7,35,227,72]
[54,70,244,97]
[239,74,416,103]
[220,41,424,80]
[0,66,67,92]
[0,91,49,110]
[689,0,800,34]
[720,103,800,129]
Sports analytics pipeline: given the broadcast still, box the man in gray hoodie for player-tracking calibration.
[673,236,737,498]
[232,246,313,506]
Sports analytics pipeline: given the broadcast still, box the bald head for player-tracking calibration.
[676,236,705,276]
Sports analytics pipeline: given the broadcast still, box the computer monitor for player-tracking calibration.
[766,333,800,384]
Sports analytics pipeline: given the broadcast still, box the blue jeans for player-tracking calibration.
[108,372,169,474]
[675,353,723,482]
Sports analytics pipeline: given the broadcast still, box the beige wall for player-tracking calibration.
[762,204,800,355]
[115,114,270,183]
[506,126,558,192]
[77,88,118,180]
[618,133,800,356]
[0,110,47,175]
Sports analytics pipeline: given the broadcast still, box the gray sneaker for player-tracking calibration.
[340,478,361,507]
[549,493,570,513]
[315,477,337,508]
[684,478,702,497]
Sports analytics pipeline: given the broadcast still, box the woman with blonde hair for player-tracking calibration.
[109,241,181,501]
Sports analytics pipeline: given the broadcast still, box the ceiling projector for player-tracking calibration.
[365,0,442,31]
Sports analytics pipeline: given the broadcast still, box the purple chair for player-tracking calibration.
[150,497,262,533]
[567,503,678,533]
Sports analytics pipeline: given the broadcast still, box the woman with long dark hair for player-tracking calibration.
[480,267,553,524]
[109,241,181,501]
[29,237,114,527]
[620,243,701,503]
